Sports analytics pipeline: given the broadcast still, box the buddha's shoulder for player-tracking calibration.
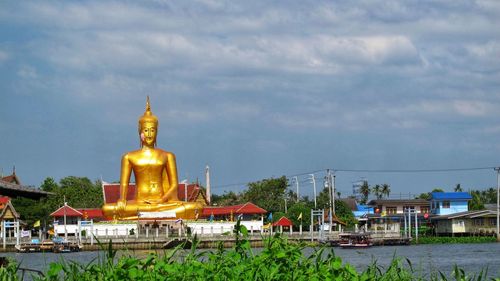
[121,150,143,158]
[155,148,175,157]
[122,149,174,158]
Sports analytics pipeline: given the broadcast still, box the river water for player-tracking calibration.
[2,243,499,278]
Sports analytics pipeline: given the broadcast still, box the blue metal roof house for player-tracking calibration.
[430,192,472,216]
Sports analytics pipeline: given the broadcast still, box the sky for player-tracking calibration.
[1,1,499,199]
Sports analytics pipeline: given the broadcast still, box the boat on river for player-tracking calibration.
[338,232,373,248]
[16,238,82,253]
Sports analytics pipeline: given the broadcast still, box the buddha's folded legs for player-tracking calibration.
[102,201,203,220]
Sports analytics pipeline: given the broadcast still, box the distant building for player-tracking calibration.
[0,169,52,200]
[0,196,19,223]
[367,199,430,215]
[351,180,365,202]
[430,192,472,215]
[433,209,498,236]
[50,204,105,236]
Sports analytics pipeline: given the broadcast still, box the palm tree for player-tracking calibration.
[382,183,391,198]
[372,184,382,200]
[454,184,463,192]
[359,181,370,204]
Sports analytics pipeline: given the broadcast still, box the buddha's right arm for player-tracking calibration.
[119,154,132,202]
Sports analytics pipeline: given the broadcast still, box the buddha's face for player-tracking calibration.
[140,122,157,147]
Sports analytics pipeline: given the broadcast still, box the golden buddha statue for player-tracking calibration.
[102,97,204,220]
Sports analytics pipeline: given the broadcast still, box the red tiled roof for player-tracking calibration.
[273,216,293,227]
[102,183,136,204]
[202,202,267,217]
[50,205,83,217]
[0,196,10,204]
[1,173,21,185]
[178,184,203,202]
[78,208,104,219]
[102,182,204,204]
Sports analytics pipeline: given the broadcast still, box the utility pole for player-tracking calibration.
[496,167,500,242]
[309,174,317,208]
[205,165,211,205]
[325,170,333,233]
[331,171,336,216]
[293,176,300,202]
[185,173,189,202]
[63,196,68,240]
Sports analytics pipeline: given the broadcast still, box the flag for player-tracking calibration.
[33,220,40,228]
[267,212,273,221]
[297,212,302,220]
[381,211,387,217]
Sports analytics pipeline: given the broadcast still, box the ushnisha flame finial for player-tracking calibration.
[145,96,151,113]
[138,96,158,131]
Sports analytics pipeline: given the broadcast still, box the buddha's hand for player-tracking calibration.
[143,198,164,204]
[116,199,127,214]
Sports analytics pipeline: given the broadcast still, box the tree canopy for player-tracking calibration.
[11,176,103,226]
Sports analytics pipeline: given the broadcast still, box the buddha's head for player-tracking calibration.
[138,96,158,147]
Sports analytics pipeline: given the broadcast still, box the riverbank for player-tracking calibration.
[412,236,497,244]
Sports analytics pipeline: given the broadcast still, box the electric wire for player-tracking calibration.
[211,166,499,190]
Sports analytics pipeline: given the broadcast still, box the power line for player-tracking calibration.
[336,167,496,173]
[210,166,499,190]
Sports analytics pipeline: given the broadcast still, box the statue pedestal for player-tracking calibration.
[138,211,177,219]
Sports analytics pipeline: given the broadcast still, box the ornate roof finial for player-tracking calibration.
[146,96,151,113]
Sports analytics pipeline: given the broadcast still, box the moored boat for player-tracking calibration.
[338,232,373,248]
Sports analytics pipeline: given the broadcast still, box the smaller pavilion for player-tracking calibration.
[50,204,105,236]
[273,216,293,234]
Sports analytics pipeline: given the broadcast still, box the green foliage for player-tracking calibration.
[40,177,58,192]
[211,191,242,206]
[381,184,391,198]
[372,184,382,200]
[316,185,331,209]
[0,257,19,281]
[478,187,498,204]
[11,176,103,226]
[287,202,311,228]
[414,236,496,244]
[243,176,288,213]
[359,180,370,204]
[334,200,357,227]
[416,188,445,200]
[468,192,485,211]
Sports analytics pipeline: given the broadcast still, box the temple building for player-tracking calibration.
[0,168,52,200]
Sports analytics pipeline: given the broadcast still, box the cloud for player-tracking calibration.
[1,0,500,191]
[17,65,38,79]
[0,50,8,62]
